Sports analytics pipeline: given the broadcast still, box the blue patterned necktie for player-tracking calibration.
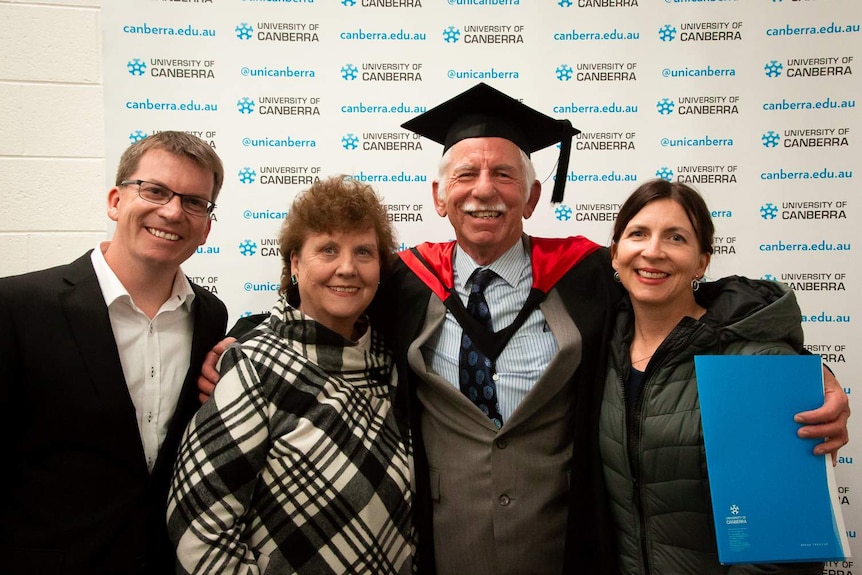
[459,268,503,429]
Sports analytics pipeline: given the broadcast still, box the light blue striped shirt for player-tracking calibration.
[422,238,559,421]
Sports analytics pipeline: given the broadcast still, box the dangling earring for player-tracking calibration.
[691,276,700,291]
[613,271,621,283]
[291,274,298,285]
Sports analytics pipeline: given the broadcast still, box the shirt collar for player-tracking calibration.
[453,236,529,290]
[91,242,196,312]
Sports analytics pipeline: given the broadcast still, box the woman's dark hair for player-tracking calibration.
[612,178,714,255]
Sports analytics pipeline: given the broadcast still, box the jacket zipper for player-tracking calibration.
[623,322,705,575]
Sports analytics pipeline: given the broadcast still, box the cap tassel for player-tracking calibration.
[551,120,573,204]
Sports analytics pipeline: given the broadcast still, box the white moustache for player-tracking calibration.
[462,201,507,214]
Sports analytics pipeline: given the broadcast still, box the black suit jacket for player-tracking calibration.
[0,252,227,575]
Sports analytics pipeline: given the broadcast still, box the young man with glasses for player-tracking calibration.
[0,131,228,575]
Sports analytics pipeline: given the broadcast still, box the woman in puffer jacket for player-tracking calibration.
[599,179,823,575]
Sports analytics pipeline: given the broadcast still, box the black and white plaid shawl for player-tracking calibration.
[168,298,414,574]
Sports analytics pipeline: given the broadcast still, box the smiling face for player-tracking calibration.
[433,137,541,265]
[290,228,381,339]
[612,198,710,312]
[104,148,213,280]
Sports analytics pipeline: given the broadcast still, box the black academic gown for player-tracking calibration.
[371,236,624,575]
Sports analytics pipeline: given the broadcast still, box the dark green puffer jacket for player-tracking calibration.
[599,276,823,575]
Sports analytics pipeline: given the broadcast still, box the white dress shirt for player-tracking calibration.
[91,243,195,472]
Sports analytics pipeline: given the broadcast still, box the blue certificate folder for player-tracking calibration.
[694,355,850,564]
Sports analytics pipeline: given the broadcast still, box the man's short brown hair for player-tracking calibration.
[115,131,224,203]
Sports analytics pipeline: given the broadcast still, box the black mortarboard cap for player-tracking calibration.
[401,82,580,203]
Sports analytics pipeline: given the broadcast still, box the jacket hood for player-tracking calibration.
[695,275,804,351]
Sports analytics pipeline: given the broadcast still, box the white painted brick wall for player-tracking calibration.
[0,0,104,277]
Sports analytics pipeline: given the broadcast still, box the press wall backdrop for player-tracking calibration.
[102,1,859,567]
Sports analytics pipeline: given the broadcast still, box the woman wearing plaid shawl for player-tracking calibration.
[167,176,414,574]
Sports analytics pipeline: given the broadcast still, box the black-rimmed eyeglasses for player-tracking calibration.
[120,180,216,217]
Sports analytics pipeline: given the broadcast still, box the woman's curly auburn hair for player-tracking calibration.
[278,175,398,299]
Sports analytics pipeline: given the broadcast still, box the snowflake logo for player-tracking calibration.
[555,64,573,81]
[443,26,461,43]
[237,97,256,114]
[762,274,777,282]
[656,98,675,115]
[239,240,258,256]
[760,203,779,220]
[128,130,147,144]
[342,0,356,5]
[342,133,360,150]
[655,167,674,181]
[238,167,257,184]
[127,58,147,76]
[240,311,254,318]
[554,204,573,221]
[761,130,780,148]
[658,24,677,42]
[558,0,573,6]
[730,505,740,515]
[764,60,783,78]
[235,22,253,40]
[341,64,358,81]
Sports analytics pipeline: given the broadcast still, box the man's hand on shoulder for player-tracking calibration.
[197,337,235,403]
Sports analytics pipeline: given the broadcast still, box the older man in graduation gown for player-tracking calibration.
[371,83,623,575]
